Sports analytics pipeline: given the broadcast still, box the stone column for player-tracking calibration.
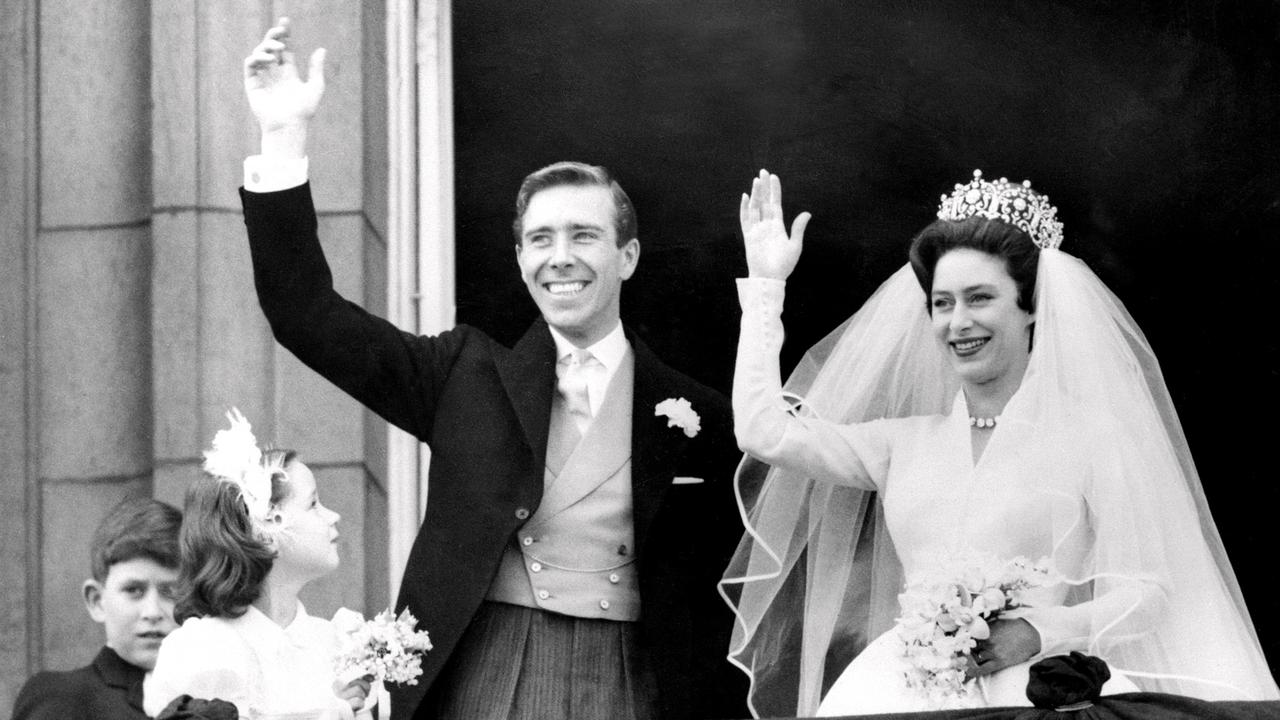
[33,0,155,675]
[0,0,37,712]
[0,4,388,702]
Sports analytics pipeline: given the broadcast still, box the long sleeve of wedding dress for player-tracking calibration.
[733,278,889,492]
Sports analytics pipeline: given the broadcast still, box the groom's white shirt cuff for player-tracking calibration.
[244,155,309,192]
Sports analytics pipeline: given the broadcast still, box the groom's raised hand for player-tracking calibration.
[243,17,326,159]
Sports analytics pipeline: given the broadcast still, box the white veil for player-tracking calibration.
[719,248,1278,717]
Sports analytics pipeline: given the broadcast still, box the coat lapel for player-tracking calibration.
[628,330,688,558]
[495,318,558,471]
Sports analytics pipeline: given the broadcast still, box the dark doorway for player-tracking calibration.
[452,0,1280,671]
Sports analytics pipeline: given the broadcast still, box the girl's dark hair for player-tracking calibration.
[907,216,1040,313]
[173,448,296,623]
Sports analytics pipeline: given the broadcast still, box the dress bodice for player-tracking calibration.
[876,391,1081,592]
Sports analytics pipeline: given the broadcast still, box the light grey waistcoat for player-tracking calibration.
[486,350,639,621]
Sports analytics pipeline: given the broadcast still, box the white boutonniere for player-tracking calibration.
[655,397,701,438]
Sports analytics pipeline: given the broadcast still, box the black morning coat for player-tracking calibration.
[242,184,749,719]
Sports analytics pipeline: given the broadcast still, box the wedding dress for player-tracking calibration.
[720,255,1278,717]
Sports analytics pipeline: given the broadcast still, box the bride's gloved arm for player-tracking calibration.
[734,278,884,491]
[1017,577,1168,658]
[734,169,885,490]
[1013,475,1171,660]
[1018,437,1174,659]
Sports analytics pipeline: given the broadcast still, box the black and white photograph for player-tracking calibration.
[3,2,1277,719]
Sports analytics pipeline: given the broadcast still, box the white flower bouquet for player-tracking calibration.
[895,551,1055,706]
[333,607,433,686]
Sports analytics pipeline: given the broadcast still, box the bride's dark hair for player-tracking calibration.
[908,215,1040,314]
[173,448,295,623]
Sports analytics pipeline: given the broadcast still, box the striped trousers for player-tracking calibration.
[420,601,659,720]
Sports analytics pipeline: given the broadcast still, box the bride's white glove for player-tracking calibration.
[740,169,811,281]
[967,617,1041,678]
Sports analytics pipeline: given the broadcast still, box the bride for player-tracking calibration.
[720,169,1279,716]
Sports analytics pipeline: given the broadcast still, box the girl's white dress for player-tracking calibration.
[144,602,375,720]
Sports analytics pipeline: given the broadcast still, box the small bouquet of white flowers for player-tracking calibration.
[895,551,1055,707]
[333,607,433,686]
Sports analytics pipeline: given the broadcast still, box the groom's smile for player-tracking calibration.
[517,184,639,347]
[545,280,590,296]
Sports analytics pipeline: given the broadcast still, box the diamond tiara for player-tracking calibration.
[936,169,1064,250]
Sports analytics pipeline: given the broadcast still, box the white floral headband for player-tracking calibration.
[202,408,284,527]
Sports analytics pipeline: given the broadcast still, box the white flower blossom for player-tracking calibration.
[202,408,276,524]
[655,397,701,438]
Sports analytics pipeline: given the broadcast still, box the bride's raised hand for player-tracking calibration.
[740,169,811,281]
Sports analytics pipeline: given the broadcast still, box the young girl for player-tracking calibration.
[144,410,375,720]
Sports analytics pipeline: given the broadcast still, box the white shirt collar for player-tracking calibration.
[548,321,628,375]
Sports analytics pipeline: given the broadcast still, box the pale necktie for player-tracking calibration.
[557,349,597,436]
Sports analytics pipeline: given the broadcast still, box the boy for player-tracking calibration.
[13,497,182,720]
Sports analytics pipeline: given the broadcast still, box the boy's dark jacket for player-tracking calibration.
[13,647,147,720]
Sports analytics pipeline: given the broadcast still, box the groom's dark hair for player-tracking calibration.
[512,161,637,246]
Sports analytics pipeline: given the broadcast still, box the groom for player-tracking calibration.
[239,20,747,720]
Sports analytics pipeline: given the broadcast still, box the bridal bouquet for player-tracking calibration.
[895,551,1055,706]
[333,607,434,686]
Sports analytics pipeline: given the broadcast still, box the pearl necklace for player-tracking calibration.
[969,415,999,429]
